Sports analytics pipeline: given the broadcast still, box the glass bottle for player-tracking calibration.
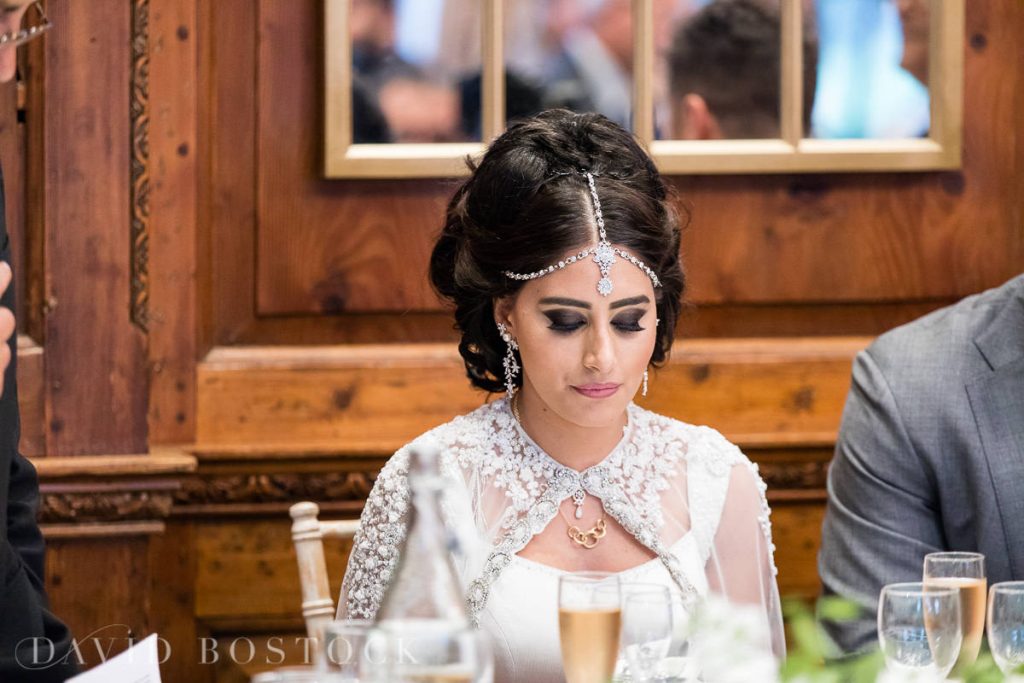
[363,444,492,683]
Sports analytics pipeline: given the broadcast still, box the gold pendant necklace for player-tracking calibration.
[511,392,607,549]
[561,508,607,549]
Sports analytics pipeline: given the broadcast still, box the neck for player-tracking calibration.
[513,387,627,471]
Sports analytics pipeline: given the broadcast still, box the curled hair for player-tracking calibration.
[429,110,685,394]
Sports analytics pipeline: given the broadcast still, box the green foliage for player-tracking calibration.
[780,598,883,683]
[780,597,1014,682]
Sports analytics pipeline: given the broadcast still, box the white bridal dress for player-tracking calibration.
[338,398,785,682]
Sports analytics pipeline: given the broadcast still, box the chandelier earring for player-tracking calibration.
[497,322,520,400]
[642,369,649,397]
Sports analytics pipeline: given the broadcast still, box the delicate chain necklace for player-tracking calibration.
[510,392,607,549]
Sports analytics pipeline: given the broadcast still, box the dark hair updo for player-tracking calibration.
[429,109,685,394]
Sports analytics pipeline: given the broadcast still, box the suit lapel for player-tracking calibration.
[967,357,1024,577]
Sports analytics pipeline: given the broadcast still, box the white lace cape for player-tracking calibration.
[338,398,782,654]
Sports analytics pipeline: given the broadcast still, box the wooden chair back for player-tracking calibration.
[289,501,360,644]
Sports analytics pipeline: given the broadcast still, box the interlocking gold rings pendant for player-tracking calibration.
[567,518,607,549]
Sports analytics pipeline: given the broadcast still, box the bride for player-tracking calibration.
[338,110,784,680]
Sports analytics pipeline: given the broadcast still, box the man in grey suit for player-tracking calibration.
[819,273,1024,653]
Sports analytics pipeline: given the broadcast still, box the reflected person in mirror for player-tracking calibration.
[0,1,77,681]
[667,0,817,140]
[337,110,785,682]
[541,0,679,130]
[350,0,463,143]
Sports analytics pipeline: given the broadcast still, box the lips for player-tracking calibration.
[571,383,621,399]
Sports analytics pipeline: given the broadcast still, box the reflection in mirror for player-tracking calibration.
[350,0,481,143]
[503,0,646,130]
[811,0,930,139]
[658,0,812,141]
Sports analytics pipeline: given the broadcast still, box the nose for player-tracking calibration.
[582,324,615,375]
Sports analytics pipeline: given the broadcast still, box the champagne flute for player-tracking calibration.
[924,551,986,676]
[620,589,674,682]
[988,581,1024,675]
[558,571,621,683]
[878,582,962,678]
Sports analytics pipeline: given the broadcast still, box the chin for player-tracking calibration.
[560,394,631,429]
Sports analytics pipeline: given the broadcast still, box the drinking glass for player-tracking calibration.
[878,582,962,678]
[652,591,695,682]
[323,619,374,680]
[558,571,621,683]
[250,667,324,682]
[608,583,671,681]
[924,551,986,675]
[620,589,674,682]
[988,581,1024,675]
[358,620,492,683]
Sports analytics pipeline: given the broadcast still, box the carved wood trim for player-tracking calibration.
[39,489,174,524]
[758,459,830,491]
[174,473,378,509]
[130,0,150,331]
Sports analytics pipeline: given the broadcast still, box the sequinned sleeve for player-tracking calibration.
[337,448,411,620]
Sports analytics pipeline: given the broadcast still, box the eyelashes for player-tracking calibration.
[543,311,585,332]
[542,310,648,334]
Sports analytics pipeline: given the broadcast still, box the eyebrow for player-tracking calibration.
[610,295,650,309]
[538,295,650,310]
[539,297,590,309]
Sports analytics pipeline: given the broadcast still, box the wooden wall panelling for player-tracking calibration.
[195,338,865,453]
[148,0,200,444]
[42,0,147,455]
[16,335,44,455]
[35,453,197,676]
[44,534,153,671]
[771,501,826,600]
[254,0,450,317]
[193,518,350,625]
[149,520,209,683]
[202,0,257,348]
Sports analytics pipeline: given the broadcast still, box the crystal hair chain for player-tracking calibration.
[502,170,662,296]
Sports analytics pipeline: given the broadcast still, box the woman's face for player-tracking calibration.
[497,244,658,429]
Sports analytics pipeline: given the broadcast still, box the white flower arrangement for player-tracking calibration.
[685,595,779,683]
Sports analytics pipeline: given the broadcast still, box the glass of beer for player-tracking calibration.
[987,581,1024,675]
[878,582,962,679]
[923,552,986,676]
[558,571,621,683]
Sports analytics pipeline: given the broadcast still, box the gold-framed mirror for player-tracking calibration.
[324,0,963,178]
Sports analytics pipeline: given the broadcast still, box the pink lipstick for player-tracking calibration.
[571,383,621,399]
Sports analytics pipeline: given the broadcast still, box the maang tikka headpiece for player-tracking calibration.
[502,171,662,296]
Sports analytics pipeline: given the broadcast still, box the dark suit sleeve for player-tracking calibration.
[818,349,946,654]
[0,203,77,679]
